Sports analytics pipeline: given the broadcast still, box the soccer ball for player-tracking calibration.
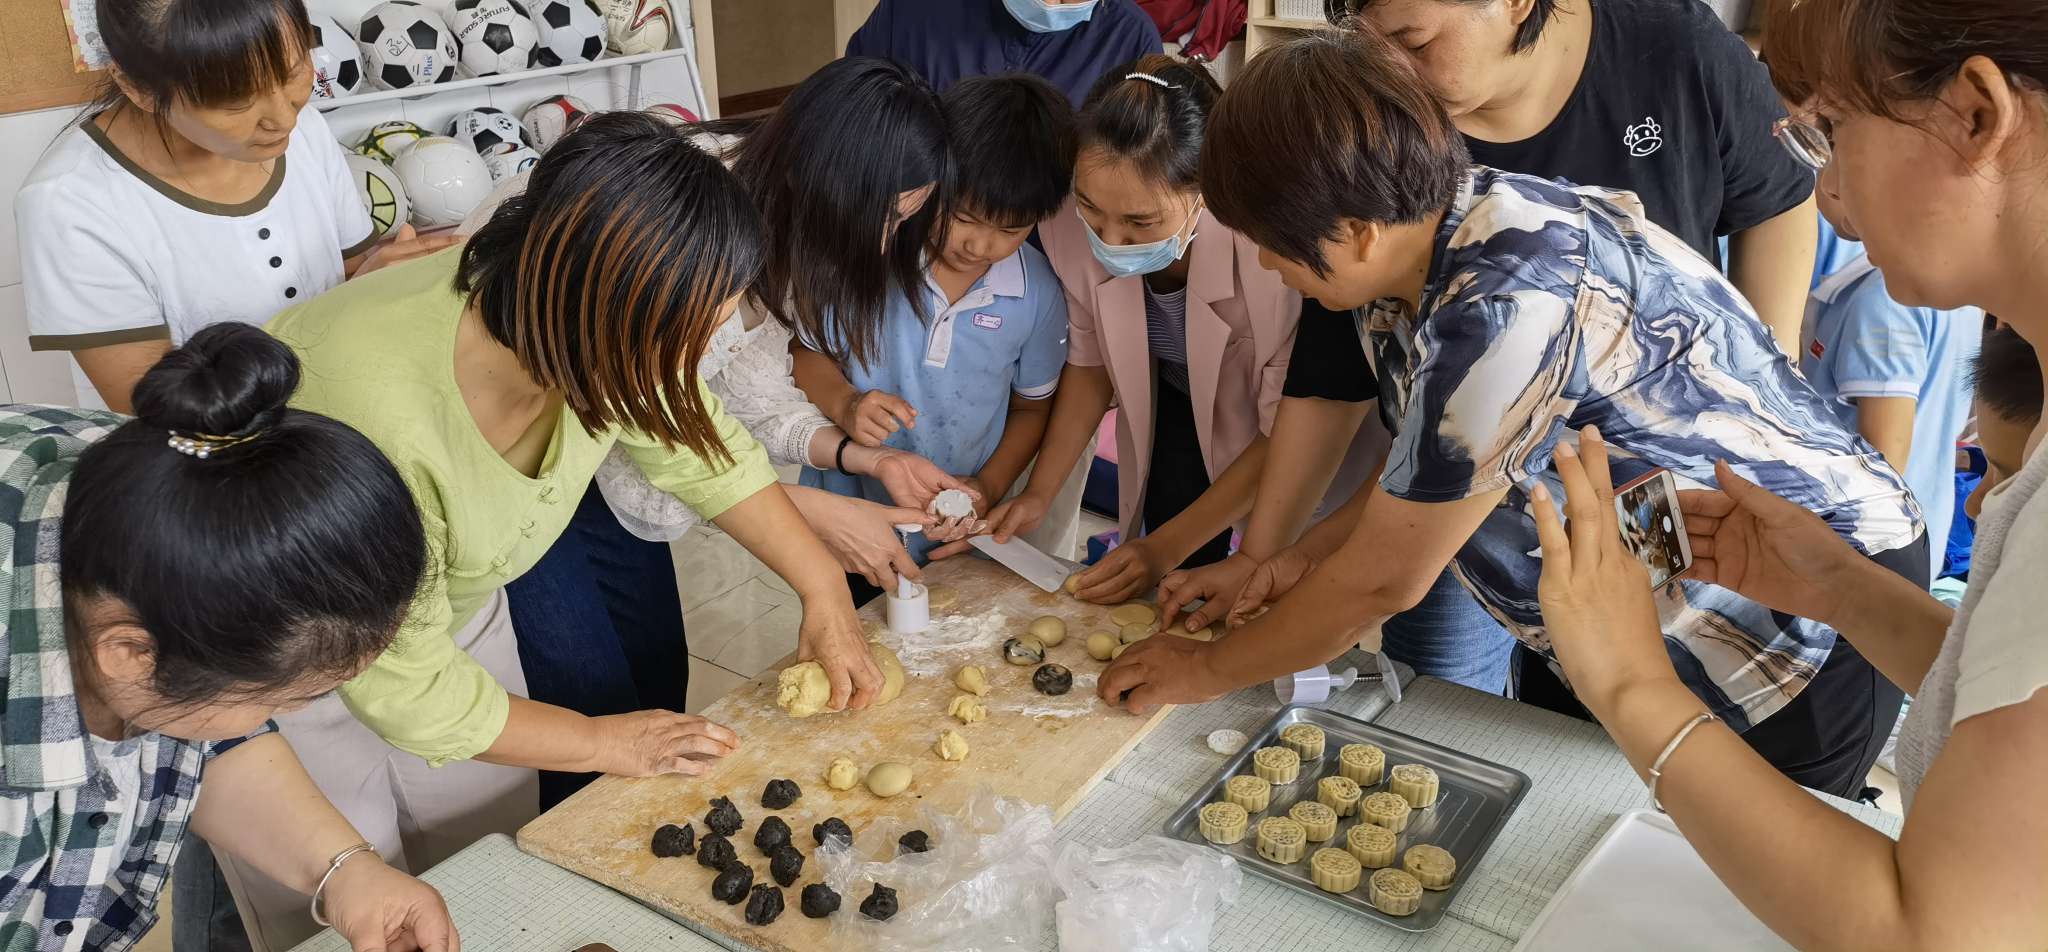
[644,102,698,125]
[357,0,459,90]
[309,15,363,99]
[484,145,541,182]
[520,94,593,150]
[391,136,494,227]
[448,107,526,155]
[444,0,538,77]
[343,152,412,240]
[599,0,674,55]
[355,120,431,162]
[530,0,606,67]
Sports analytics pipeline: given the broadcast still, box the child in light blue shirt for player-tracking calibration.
[1801,195,1980,580]
[794,74,1076,563]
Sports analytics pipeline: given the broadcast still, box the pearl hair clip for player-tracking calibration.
[166,430,259,459]
[1124,72,1177,89]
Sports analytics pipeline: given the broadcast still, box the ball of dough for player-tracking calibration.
[868,642,906,706]
[1109,602,1157,626]
[926,584,960,613]
[947,694,987,723]
[1027,615,1068,647]
[1032,663,1073,696]
[1119,622,1154,645]
[824,756,860,791]
[1062,574,1083,595]
[1003,635,1046,666]
[867,762,913,797]
[953,664,990,697]
[933,729,970,761]
[776,662,831,718]
[1110,641,1130,660]
[1085,631,1117,661]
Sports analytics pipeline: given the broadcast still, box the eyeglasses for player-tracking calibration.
[1774,115,1833,171]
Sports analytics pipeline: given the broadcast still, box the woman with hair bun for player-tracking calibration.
[0,324,455,950]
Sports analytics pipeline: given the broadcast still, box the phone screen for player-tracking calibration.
[1615,468,1692,588]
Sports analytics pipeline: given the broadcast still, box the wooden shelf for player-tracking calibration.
[1249,15,1332,30]
[313,47,693,112]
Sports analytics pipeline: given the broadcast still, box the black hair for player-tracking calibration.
[459,111,764,462]
[1077,54,1222,191]
[92,0,312,113]
[1202,27,1470,274]
[727,57,950,370]
[62,323,427,709]
[1974,319,2043,425]
[941,74,1079,229]
[1334,0,1560,54]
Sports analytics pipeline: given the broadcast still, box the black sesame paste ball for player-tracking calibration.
[711,863,754,904]
[753,815,792,854]
[705,796,743,837]
[897,830,931,854]
[650,823,695,858]
[744,883,785,925]
[800,882,841,918]
[761,778,801,809]
[769,844,805,886]
[696,833,736,870]
[812,816,853,847]
[859,882,899,921]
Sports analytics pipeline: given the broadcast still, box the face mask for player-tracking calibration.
[1081,202,1201,278]
[1002,0,1098,33]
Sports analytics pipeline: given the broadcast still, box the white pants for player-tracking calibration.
[1013,434,1098,560]
[216,590,540,951]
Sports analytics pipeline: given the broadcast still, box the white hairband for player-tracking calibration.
[1124,72,1178,89]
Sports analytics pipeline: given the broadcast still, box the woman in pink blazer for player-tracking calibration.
[985,55,1302,604]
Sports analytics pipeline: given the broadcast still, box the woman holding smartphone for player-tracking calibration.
[1102,29,1924,799]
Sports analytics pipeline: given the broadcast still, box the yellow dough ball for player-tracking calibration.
[824,756,860,791]
[953,664,990,697]
[946,694,987,724]
[933,729,970,762]
[1085,631,1117,661]
[775,662,830,718]
[1027,615,1068,647]
[1109,602,1157,626]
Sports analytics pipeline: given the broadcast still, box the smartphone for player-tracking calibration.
[1615,468,1692,588]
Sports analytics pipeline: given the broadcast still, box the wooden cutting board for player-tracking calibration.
[517,557,1175,952]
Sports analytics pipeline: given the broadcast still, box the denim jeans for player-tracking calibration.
[1377,569,1516,694]
[505,480,689,809]
[171,837,251,952]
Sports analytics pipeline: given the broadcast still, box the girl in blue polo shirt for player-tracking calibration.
[793,74,1077,580]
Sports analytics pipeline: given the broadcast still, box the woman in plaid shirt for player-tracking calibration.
[0,325,455,951]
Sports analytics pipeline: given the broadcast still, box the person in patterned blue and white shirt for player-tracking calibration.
[1100,27,1924,800]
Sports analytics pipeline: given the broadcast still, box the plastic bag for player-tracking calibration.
[1053,836,1243,952]
[819,785,1060,951]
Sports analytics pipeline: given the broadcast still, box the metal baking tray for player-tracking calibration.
[1162,705,1531,933]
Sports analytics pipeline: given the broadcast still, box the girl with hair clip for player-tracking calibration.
[14,0,451,415]
[982,55,1325,606]
[0,324,455,951]
[1524,2,2048,946]
[208,112,880,951]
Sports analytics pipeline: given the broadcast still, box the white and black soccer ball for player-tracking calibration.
[391,136,494,228]
[529,0,606,67]
[343,152,412,240]
[309,15,363,99]
[599,0,673,55]
[355,119,431,162]
[644,102,698,126]
[448,107,526,155]
[357,0,459,90]
[484,145,541,183]
[444,0,539,77]
[520,94,593,151]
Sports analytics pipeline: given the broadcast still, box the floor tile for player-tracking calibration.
[685,655,750,715]
[671,526,762,613]
[708,600,803,679]
[1866,765,1903,817]
[683,577,787,662]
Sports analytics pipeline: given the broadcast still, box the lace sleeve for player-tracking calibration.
[709,319,834,468]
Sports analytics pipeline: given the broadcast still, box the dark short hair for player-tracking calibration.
[1975,319,2042,426]
[943,74,1078,229]
[1335,0,1560,54]
[1077,54,1222,190]
[458,111,763,464]
[95,0,311,110]
[63,323,426,709]
[1766,0,2048,123]
[1203,27,1469,274]
[730,57,950,370]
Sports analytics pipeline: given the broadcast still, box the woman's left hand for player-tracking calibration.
[797,594,882,712]
[1097,634,1228,715]
[1069,538,1170,604]
[868,449,982,514]
[322,855,460,952]
[1530,426,1680,712]
[348,224,463,278]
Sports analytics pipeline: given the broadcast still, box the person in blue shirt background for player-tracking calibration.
[1801,180,1981,581]
[846,0,1163,106]
[794,74,1076,586]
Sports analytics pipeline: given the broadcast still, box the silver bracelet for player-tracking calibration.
[1647,711,1717,810]
[309,842,379,928]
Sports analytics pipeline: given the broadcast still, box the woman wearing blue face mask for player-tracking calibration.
[981,57,1309,606]
[845,0,1161,107]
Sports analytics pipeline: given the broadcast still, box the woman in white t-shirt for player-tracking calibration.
[15,0,448,412]
[1526,0,2048,946]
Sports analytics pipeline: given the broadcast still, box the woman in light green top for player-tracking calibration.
[218,112,879,949]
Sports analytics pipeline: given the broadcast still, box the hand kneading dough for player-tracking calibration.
[824,757,860,791]
[866,762,913,797]
[868,642,906,705]
[953,664,990,697]
[1026,615,1068,647]
[933,729,970,761]
[1109,602,1156,626]
[776,662,831,717]
[1062,573,1083,595]
[1085,631,1117,661]
[946,694,987,723]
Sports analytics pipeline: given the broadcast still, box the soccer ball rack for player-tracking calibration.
[316,43,696,113]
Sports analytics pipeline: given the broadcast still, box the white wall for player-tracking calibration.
[0,3,708,408]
